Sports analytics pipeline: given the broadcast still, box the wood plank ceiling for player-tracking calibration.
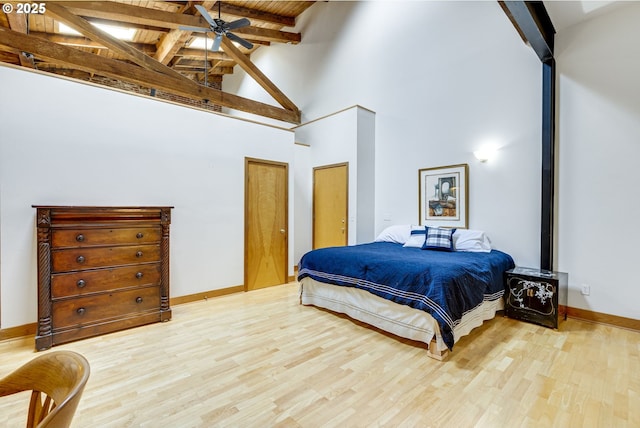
[0,1,315,124]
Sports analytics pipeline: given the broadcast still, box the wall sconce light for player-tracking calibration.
[474,147,497,162]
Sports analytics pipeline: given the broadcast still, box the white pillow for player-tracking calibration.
[453,229,492,252]
[375,224,411,244]
[403,225,427,248]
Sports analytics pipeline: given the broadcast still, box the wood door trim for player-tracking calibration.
[314,161,349,171]
[312,162,348,249]
[244,157,289,291]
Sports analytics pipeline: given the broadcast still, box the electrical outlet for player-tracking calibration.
[581,284,590,296]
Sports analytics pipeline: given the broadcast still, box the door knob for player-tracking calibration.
[280,229,286,234]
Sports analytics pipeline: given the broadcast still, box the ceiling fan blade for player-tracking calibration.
[226,32,254,49]
[195,5,218,29]
[212,34,223,52]
[179,25,212,33]
[224,18,250,31]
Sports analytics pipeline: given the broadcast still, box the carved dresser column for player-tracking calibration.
[35,208,53,351]
[160,207,172,321]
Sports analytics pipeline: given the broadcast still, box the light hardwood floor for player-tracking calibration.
[1,282,639,427]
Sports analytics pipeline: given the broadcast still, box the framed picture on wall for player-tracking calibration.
[418,163,468,229]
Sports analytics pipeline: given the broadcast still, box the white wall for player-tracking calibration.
[4,1,635,329]
[355,107,376,244]
[225,1,542,268]
[556,3,640,319]
[294,107,359,247]
[0,66,295,329]
[224,0,640,321]
[293,105,376,256]
[293,142,311,265]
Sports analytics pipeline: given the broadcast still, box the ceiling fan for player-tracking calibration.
[181,3,253,52]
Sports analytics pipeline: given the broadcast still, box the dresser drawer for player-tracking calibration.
[52,286,160,330]
[52,227,161,248]
[52,244,160,272]
[51,263,161,299]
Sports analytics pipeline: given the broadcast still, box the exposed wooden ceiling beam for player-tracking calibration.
[57,1,298,28]
[218,3,296,27]
[175,48,230,60]
[232,27,301,44]
[221,37,299,114]
[246,40,271,47]
[0,51,20,64]
[0,27,301,124]
[28,32,155,53]
[79,17,168,34]
[173,59,234,74]
[155,29,193,64]
[175,59,214,68]
[173,64,234,75]
[5,9,35,68]
[45,3,185,80]
[154,1,216,65]
[32,67,95,80]
[55,1,210,30]
[54,1,301,44]
[27,32,104,49]
[208,66,234,75]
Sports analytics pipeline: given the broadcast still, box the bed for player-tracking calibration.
[297,225,515,360]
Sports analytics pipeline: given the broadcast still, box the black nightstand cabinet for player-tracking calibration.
[504,267,568,329]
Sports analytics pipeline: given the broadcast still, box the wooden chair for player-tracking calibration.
[0,350,90,428]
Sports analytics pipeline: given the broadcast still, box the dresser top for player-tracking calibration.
[507,266,568,279]
[33,206,173,226]
[33,205,173,209]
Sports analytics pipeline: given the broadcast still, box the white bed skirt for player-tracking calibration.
[299,277,504,353]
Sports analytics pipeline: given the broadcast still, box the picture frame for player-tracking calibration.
[418,163,468,229]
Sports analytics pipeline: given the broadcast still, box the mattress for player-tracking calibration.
[300,277,505,352]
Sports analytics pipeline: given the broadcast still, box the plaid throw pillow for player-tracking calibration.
[422,227,456,251]
[403,226,427,248]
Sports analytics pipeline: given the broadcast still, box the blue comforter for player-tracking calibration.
[297,242,515,350]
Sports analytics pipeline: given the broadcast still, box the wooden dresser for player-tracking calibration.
[33,206,173,350]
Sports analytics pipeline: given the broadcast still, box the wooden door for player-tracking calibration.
[313,163,348,249]
[245,158,288,291]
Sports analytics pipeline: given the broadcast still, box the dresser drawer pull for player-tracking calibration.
[136,272,143,279]
[77,308,86,315]
[76,279,86,288]
[76,234,85,242]
[135,251,143,258]
[136,232,144,239]
[136,297,143,304]
[76,256,85,263]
